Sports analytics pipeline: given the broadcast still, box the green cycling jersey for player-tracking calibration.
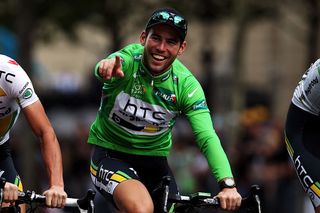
[88,43,233,181]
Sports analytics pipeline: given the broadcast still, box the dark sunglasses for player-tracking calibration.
[149,11,187,31]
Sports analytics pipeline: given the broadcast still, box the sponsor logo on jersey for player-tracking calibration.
[110,92,176,135]
[294,155,320,204]
[19,82,29,94]
[188,87,198,98]
[305,76,318,96]
[192,100,208,110]
[8,59,19,66]
[23,88,33,99]
[154,88,176,105]
[130,73,146,98]
[0,70,15,83]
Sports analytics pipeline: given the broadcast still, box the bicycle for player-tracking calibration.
[0,178,96,213]
[154,176,262,213]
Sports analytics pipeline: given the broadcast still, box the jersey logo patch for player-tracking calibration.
[8,59,19,66]
[192,100,208,110]
[154,88,176,105]
[110,92,176,135]
[23,88,33,99]
[188,87,198,98]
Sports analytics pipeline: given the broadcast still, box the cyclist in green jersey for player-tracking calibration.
[88,7,241,213]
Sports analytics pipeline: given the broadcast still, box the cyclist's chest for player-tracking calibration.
[101,75,179,133]
[105,74,179,111]
[0,87,18,118]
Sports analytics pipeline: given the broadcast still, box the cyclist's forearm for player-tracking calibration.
[22,101,65,188]
[201,134,234,181]
[189,112,234,180]
[40,132,64,187]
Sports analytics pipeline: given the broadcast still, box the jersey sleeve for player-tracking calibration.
[6,59,39,108]
[188,112,234,181]
[180,75,209,117]
[180,75,233,181]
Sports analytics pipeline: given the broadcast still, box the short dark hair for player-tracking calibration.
[145,8,188,41]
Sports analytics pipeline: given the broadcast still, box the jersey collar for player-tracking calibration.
[139,62,172,83]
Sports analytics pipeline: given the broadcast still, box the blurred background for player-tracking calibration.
[1,0,319,212]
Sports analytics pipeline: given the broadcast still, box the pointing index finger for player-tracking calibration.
[113,55,124,77]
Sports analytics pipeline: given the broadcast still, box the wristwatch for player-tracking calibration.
[219,178,236,189]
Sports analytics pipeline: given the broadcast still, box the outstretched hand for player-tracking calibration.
[98,55,124,80]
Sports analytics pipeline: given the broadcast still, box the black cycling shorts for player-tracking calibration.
[0,142,23,191]
[90,145,178,212]
[284,103,320,208]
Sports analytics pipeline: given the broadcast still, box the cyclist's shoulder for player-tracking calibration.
[0,55,30,85]
[0,54,22,72]
[107,44,143,71]
[172,59,201,87]
[172,58,190,74]
[0,54,26,77]
[311,58,320,68]
[117,43,144,58]
[304,58,320,76]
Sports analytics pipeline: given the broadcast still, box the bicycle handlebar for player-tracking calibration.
[158,176,262,213]
[15,189,96,210]
[0,178,96,213]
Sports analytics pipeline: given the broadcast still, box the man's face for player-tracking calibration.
[140,24,186,75]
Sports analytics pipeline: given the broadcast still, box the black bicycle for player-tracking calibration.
[154,176,262,213]
[0,178,96,213]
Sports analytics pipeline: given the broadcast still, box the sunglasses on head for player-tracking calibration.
[149,11,187,31]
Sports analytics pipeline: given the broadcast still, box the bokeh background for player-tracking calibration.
[1,0,319,212]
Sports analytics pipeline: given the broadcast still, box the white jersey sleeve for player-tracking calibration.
[292,58,320,116]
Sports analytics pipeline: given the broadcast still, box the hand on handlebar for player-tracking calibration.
[215,187,242,211]
[43,185,67,208]
[2,182,19,203]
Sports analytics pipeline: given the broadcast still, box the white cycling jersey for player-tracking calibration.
[292,58,320,116]
[0,54,38,145]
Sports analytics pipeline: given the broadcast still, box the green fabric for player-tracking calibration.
[88,43,233,180]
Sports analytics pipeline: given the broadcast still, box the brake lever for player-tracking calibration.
[241,185,262,213]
